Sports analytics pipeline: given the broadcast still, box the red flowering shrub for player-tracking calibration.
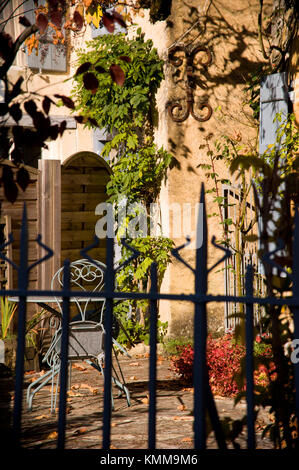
[170,333,274,397]
[170,343,194,383]
[207,334,245,396]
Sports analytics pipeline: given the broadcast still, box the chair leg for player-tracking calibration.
[26,367,58,411]
[51,362,60,414]
[86,359,115,410]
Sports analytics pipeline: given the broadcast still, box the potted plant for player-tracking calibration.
[24,309,47,371]
[0,298,46,371]
[0,297,17,370]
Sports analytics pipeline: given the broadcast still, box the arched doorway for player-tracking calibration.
[61,151,111,264]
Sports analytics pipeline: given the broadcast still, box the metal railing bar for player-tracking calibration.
[245,265,255,449]
[102,236,114,450]
[57,259,71,449]
[148,262,158,449]
[6,289,299,306]
[291,206,299,448]
[12,205,28,447]
[193,184,208,450]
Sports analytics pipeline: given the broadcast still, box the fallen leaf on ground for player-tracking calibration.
[129,362,140,367]
[173,416,193,421]
[46,431,58,440]
[79,383,99,394]
[110,445,117,449]
[144,352,150,358]
[129,376,137,381]
[73,427,87,435]
[72,363,87,371]
[71,384,80,390]
[80,383,92,389]
[141,395,149,404]
[25,370,35,375]
[111,422,117,427]
[34,414,51,420]
[181,437,192,443]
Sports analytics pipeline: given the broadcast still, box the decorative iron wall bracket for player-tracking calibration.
[167,43,212,123]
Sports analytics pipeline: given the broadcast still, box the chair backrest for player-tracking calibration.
[51,259,106,323]
[52,320,106,360]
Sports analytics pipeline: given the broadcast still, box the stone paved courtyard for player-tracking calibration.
[15,349,274,451]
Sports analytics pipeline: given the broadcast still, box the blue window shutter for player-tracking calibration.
[93,128,108,156]
[259,72,289,155]
[25,0,67,72]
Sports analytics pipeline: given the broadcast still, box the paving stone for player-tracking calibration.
[5,354,275,450]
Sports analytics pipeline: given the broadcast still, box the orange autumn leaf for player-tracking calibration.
[34,414,50,420]
[72,363,87,371]
[83,0,93,7]
[141,395,149,404]
[46,431,58,440]
[177,404,187,411]
[173,416,193,421]
[73,427,88,435]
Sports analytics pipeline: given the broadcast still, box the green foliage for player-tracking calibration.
[0,297,17,340]
[117,236,174,290]
[106,143,172,206]
[72,27,173,346]
[229,113,299,449]
[25,309,47,351]
[162,336,193,356]
[244,65,272,121]
[72,29,164,152]
[115,236,173,346]
[115,300,168,347]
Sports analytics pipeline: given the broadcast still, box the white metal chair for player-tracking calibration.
[26,259,131,413]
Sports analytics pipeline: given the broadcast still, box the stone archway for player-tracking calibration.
[61,151,111,264]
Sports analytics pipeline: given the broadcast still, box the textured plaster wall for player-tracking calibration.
[131,0,268,337]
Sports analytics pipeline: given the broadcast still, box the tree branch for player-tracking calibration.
[0,23,38,80]
[258,0,269,60]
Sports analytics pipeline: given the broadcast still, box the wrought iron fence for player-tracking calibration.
[1,183,299,450]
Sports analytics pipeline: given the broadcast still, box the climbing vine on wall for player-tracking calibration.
[72,28,174,343]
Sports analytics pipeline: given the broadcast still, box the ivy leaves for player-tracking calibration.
[72,30,164,135]
[106,144,172,206]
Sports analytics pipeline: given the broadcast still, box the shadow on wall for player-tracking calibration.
[165,1,269,103]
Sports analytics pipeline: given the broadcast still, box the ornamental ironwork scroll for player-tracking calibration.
[167,43,212,123]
